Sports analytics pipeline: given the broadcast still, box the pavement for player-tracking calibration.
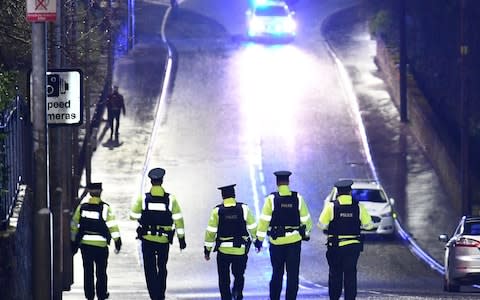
[63,2,461,300]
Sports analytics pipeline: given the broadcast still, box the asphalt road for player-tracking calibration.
[63,0,478,299]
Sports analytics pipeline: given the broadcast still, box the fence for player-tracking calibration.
[0,91,31,230]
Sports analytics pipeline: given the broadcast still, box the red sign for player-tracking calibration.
[26,0,57,22]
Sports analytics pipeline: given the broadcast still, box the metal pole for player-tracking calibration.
[128,0,135,50]
[85,1,92,186]
[399,0,408,122]
[460,0,470,216]
[63,0,76,288]
[107,0,114,88]
[52,187,63,300]
[50,0,70,296]
[32,22,52,300]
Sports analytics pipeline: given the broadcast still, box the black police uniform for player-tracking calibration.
[216,185,250,300]
[326,180,362,300]
[77,183,112,300]
[269,171,302,300]
[141,168,171,300]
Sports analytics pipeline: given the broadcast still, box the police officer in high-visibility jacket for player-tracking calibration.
[255,171,313,300]
[130,167,186,300]
[204,184,257,300]
[70,182,122,300]
[318,179,374,300]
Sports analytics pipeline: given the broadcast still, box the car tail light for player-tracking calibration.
[454,237,480,247]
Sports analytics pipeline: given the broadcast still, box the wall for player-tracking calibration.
[374,39,463,213]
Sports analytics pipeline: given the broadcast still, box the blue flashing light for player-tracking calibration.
[254,0,268,6]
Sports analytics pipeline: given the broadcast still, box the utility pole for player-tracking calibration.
[399,0,408,122]
[32,22,52,300]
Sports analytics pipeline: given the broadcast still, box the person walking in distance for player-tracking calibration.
[71,182,122,300]
[204,184,257,300]
[255,171,313,300]
[106,85,126,142]
[130,167,186,300]
[318,179,373,300]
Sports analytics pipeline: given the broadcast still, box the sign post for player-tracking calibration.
[27,1,57,298]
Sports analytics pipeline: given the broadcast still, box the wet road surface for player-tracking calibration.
[63,0,478,299]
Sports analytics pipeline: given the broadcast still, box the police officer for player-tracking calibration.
[130,167,186,300]
[317,179,374,300]
[71,182,122,300]
[255,171,313,300]
[204,184,257,300]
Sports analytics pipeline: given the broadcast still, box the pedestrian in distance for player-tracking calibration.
[71,182,122,300]
[105,85,126,142]
[130,167,186,300]
[255,170,313,300]
[204,184,258,300]
[318,179,374,300]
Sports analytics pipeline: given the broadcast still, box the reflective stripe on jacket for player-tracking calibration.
[318,194,373,247]
[130,185,185,243]
[257,185,313,245]
[71,196,121,248]
[204,198,257,255]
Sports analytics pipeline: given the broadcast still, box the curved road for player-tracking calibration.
[65,0,478,299]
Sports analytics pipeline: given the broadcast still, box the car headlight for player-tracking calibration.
[284,18,296,33]
[249,18,264,33]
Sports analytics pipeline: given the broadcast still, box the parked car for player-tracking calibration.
[324,179,396,238]
[246,1,296,42]
[438,216,480,292]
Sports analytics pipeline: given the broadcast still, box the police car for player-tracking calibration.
[246,0,297,41]
[324,179,396,238]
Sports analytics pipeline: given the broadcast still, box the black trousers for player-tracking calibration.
[108,109,121,139]
[326,243,362,300]
[216,252,248,300]
[80,244,109,300]
[142,240,170,300]
[269,241,301,300]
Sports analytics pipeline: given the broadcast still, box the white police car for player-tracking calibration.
[246,0,296,41]
[324,179,396,238]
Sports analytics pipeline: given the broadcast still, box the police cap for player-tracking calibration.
[274,170,292,182]
[218,184,236,198]
[335,179,353,193]
[87,182,102,191]
[148,168,166,180]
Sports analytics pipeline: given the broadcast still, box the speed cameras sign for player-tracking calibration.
[46,69,83,125]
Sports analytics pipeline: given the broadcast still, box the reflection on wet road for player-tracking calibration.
[70,0,479,299]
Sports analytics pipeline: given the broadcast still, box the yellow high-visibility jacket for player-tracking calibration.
[71,196,121,247]
[256,185,313,245]
[204,197,257,255]
[318,194,373,247]
[130,185,185,243]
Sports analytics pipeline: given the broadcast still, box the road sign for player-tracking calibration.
[45,69,83,125]
[26,0,57,22]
